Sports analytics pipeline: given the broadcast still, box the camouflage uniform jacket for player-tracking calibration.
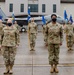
[0,25,20,46]
[43,25,47,34]
[46,22,63,44]
[64,24,74,36]
[28,22,37,34]
[0,23,5,35]
[14,24,20,30]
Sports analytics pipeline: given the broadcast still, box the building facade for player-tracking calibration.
[60,0,74,19]
[0,0,74,19]
[0,0,60,17]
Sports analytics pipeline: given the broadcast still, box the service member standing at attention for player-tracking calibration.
[42,24,48,46]
[28,18,37,51]
[0,19,5,37]
[0,19,20,74]
[14,21,20,32]
[0,19,5,51]
[0,19,5,35]
[64,20,74,51]
[46,14,63,73]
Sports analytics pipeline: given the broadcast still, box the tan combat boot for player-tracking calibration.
[32,47,35,51]
[30,45,32,51]
[68,47,72,51]
[4,65,9,74]
[69,47,73,50]
[50,65,54,73]
[30,48,34,51]
[30,47,35,51]
[54,65,59,73]
[9,65,13,74]
[30,49,32,51]
[45,43,48,46]
[30,47,33,51]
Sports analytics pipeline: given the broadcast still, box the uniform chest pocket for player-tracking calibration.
[49,27,60,36]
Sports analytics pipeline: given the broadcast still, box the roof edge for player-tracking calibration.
[61,1,74,3]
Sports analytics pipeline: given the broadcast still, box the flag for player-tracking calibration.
[27,7,31,22]
[27,15,31,22]
[12,12,15,24]
[28,7,30,15]
[0,15,3,20]
[64,10,68,21]
[42,15,46,25]
[27,7,31,50]
[69,15,73,23]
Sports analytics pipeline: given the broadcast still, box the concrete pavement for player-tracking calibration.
[0,32,74,75]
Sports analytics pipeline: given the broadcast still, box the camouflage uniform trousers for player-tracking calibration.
[66,35,68,47]
[44,33,48,44]
[67,35,73,49]
[48,44,60,65]
[1,46,17,65]
[30,33,36,49]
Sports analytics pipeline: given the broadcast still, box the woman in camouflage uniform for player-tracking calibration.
[46,14,63,73]
[0,19,20,74]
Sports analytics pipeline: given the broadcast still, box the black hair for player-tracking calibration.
[51,14,57,18]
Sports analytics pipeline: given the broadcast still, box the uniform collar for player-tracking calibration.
[51,22,58,26]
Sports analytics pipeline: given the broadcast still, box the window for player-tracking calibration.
[42,4,45,13]
[9,4,13,12]
[53,4,56,13]
[20,4,24,12]
[28,4,38,12]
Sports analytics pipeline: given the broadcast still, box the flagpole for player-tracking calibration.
[27,6,31,50]
[27,22,31,50]
[12,11,15,25]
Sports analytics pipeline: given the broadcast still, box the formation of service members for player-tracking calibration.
[0,19,20,74]
[0,14,74,74]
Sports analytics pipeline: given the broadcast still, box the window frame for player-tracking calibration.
[53,4,56,13]
[20,4,24,12]
[9,3,13,12]
[28,4,38,12]
[42,4,46,13]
